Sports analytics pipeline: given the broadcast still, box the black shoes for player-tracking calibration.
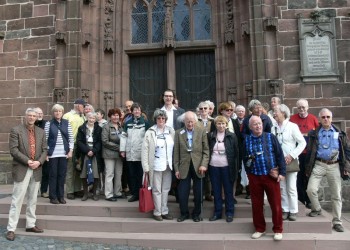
[161,214,173,220]
[209,215,222,221]
[67,193,75,200]
[333,224,344,232]
[58,198,66,204]
[177,215,189,222]
[128,195,139,202]
[105,197,117,201]
[226,216,233,223]
[308,210,322,217]
[192,216,202,222]
[50,199,59,204]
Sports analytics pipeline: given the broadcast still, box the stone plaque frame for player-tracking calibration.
[298,16,339,83]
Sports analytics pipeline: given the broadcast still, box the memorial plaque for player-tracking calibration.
[298,16,339,82]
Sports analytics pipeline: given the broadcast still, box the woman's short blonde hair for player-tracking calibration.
[214,115,228,125]
[51,104,64,113]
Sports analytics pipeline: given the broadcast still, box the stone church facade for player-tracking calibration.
[0,0,350,152]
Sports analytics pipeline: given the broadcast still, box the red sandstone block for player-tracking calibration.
[337,40,350,61]
[0,117,21,133]
[341,20,350,39]
[20,79,36,97]
[22,36,50,50]
[278,19,298,32]
[318,0,347,8]
[0,68,5,80]
[21,2,33,18]
[25,16,54,29]
[36,79,54,96]
[0,105,12,117]
[33,5,49,17]
[7,19,25,31]
[0,80,20,98]
[0,4,20,20]
[7,67,14,81]
[15,66,54,80]
[278,31,299,46]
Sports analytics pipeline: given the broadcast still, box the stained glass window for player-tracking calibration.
[193,0,211,40]
[173,0,190,41]
[132,0,148,44]
[152,1,165,43]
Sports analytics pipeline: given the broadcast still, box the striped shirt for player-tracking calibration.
[45,121,74,158]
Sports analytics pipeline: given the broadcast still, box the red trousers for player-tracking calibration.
[248,174,283,233]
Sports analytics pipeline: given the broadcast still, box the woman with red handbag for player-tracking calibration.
[141,109,175,221]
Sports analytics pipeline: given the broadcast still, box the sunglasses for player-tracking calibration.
[321,116,331,119]
[157,117,166,120]
[199,107,208,110]
[225,109,234,112]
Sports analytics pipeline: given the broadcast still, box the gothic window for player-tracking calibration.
[173,0,212,41]
[131,0,211,44]
[132,0,148,44]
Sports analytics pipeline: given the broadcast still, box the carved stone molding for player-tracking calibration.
[104,0,115,53]
[55,31,66,44]
[103,92,113,102]
[83,0,93,4]
[81,89,90,102]
[54,88,65,102]
[263,17,278,31]
[82,33,91,47]
[163,0,175,48]
[224,0,234,44]
[227,86,237,100]
[241,21,250,37]
[245,82,253,98]
[268,79,283,95]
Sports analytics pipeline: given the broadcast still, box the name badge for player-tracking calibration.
[180,130,185,135]
[333,132,339,139]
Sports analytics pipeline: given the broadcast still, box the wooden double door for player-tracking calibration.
[129,51,216,119]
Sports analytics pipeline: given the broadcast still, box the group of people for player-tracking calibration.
[5,90,350,242]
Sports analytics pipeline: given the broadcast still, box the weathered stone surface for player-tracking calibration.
[278,31,299,46]
[39,49,55,60]
[323,84,350,98]
[337,8,350,17]
[15,66,54,80]
[346,62,350,82]
[0,4,20,20]
[284,83,315,99]
[7,67,14,80]
[25,16,54,29]
[66,19,81,32]
[31,27,55,36]
[0,105,12,117]
[318,0,347,8]
[21,2,33,18]
[288,0,316,9]
[337,40,350,61]
[341,20,350,39]
[20,80,35,97]
[7,19,24,31]
[33,0,52,4]
[0,117,22,133]
[0,81,20,98]
[0,52,18,67]
[36,79,54,97]
[0,67,5,80]
[5,29,30,39]
[34,4,49,17]
[278,19,298,32]
[307,98,341,108]
[280,61,301,83]
[277,0,287,5]
[22,36,50,50]
[284,46,300,60]
[7,0,29,3]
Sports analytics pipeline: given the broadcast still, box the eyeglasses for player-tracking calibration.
[297,106,307,110]
[199,107,208,110]
[225,109,234,112]
[321,116,331,119]
[164,95,173,98]
[157,117,166,120]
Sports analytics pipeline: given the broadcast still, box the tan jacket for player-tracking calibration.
[9,124,48,182]
[174,124,209,179]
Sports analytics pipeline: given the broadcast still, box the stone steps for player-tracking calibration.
[0,194,350,249]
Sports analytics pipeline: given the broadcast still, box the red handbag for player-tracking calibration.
[139,173,155,213]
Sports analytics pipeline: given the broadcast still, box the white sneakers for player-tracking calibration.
[251,232,283,241]
[274,233,283,241]
[251,232,265,239]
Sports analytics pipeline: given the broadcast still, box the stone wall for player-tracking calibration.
[0,0,57,153]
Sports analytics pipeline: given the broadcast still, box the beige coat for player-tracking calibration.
[141,125,175,186]
[174,124,209,179]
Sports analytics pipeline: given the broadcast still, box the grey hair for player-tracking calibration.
[184,111,198,122]
[235,105,246,112]
[84,104,95,112]
[86,112,97,119]
[296,98,309,108]
[248,99,262,111]
[25,108,37,115]
[318,108,332,118]
[198,101,209,109]
[153,109,168,123]
[275,104,290,119]
[205,100,215,108]
[51,104,64,113]
[271,96,281,104]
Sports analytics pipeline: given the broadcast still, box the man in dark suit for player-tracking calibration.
[174,111,209,222]
[6,108,48,241]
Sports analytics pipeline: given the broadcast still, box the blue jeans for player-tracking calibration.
[209,165,234,217]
